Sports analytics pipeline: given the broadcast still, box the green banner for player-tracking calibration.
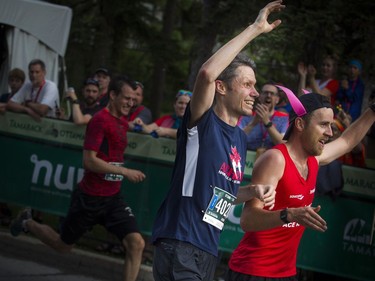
[0,112,374,280]
[341,165,375,199]
[298,195,375,281]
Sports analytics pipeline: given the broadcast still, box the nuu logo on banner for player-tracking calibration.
[30,154,83,191]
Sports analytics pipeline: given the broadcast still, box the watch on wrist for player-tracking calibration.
[370,102,375,113]
[280,208,289,224]
[264,121,273,128]
[72,99,80,104]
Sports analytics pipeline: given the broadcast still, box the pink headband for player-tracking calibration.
[275,85,307,117]
[302,88,310,94]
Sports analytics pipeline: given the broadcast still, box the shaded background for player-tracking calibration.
[37,0,375,118]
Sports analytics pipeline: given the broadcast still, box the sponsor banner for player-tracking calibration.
[0,114,374,279]
[125,132,177,163]
[0,112,85,147]
[0,112,187,163]
[0,112,259,170]
[0,134,173,234]
[341,165,375,200]
[298,195,375,280]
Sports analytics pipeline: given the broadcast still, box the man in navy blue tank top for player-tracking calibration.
[151,1,285,280]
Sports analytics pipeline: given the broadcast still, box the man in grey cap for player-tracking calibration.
[227,90,375,281]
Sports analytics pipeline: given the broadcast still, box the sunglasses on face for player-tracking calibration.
[176,90,192,98]
[84,78,100,87]
[134,81,144,89]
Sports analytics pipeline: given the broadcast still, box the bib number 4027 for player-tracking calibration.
[212,197,232,217]
[203,186,236,230]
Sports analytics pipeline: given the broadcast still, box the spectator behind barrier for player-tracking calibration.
[6,59,60,121]
[297,55,340,105]
[65,77,102,125]
[0,68,26,114]
[134,89,192,139]
[336,59,365,121]
[238,82,289,159]
[334,107,366,167]
[128,81,153,129]
[94,67,111,108]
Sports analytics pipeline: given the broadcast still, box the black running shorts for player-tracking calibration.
[60,188,140,245]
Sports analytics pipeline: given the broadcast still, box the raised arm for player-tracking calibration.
[189,1,285,127]
[318,107,375,165]
[297,62,307,96]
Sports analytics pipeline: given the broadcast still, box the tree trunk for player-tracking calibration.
[150,0,178,119]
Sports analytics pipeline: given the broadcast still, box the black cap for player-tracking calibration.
[94,67,111,76]
[283,93,332,140]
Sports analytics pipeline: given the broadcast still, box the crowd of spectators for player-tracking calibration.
[1,57,373,169]
[1,39,375,281]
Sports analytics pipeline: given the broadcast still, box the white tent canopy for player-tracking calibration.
[0,0,72,95]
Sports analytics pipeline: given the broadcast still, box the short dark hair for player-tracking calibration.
[8,68,26,82]
[28,59,46,71]
[108,75,137,96]
[217,52,256,85]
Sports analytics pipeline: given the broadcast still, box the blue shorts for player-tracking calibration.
[153,238,218,281]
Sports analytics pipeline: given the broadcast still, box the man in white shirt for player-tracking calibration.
[7,59,59,121]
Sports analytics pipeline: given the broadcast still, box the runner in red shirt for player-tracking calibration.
[10,75,146,281]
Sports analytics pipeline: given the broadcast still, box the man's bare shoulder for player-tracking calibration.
[252,148,285,184]
[254,148,285,172]
[257,148,285,165]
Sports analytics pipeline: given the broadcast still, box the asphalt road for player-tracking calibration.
[0,230,153,281]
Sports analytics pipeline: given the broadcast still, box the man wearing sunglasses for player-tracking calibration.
[238,82,289,158]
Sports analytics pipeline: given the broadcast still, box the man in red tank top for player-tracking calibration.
[227,90,375,281]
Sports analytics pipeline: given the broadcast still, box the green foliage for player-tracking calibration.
[48,0,375,114]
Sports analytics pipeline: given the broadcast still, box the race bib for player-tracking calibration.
[202,186,236,230]
[104,162,124,181]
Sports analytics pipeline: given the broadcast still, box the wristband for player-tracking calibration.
[72,99,80,104]
[370,103,375,113]
[264,121,273,128]
[133,124,143,132]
